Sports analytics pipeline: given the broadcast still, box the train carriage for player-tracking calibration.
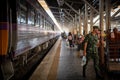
[0,0,60,79]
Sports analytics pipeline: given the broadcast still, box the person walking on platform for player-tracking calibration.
[82,26,103,79]
[68,32,73,48]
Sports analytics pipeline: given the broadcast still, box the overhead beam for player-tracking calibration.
[68,2,73,13]
[64,1,79,15]
[53,14,60,16]
[49,6,70,10]
[82,0,99,14]
[64,15,71,21]
[52,12,59,14]
[111,16,120,21]
[112,0,119,8]
[93,18,99,25]
[93,0,119,26]
[64,9,74,19]
[112,9,120,18]
[93,0,99,5]
[66,0,83,4]
[64,18,70,23]
[54,15,60,18]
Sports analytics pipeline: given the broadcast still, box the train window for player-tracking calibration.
[40,15,42,28]
[41,16,44,28]
[17,7,27,24]
[51,25,54,30]
[43,18,45,29]
[50,25,52,30]
[35,13,40,27]
[45,20,47,29]
[21,10,27,24]
[17,1,27,24]
[28,9,35,25]
[17,7,21,24]
[48,24,50,30]
[46,22,48,30]
[47,22,50,30]
[49,23,51,30]
[44,19,48,29]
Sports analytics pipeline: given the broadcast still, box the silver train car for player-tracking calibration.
[0,0,60,79]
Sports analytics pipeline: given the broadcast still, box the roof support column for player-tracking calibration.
[72,18,75,33]
[74,14,77,34]
[83,13,85,35]
[79,9,82,35]
[99,0,104,65]
[90,8,93,32]
[84,4,88,35]
[105,0,111,30]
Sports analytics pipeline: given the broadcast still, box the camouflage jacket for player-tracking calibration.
[84,33,98,53]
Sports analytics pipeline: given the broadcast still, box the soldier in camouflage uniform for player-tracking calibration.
[82,26,103,79]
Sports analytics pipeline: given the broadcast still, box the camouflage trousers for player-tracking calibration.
[83,52,100,77]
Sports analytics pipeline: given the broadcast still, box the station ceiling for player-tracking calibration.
[45,0,120,31]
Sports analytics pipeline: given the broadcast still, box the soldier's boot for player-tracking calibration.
[96,74,104,80]
[83,67,86,77]
[95,70,104,80]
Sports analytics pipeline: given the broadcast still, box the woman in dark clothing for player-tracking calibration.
[68,32,73,48]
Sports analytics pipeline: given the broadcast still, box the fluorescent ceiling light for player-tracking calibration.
[38,0,63,32]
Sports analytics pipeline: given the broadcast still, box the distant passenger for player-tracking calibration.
[68,32,73,48]
[77,35,84,57]
[113,27,120,41]
[82,26,103,79]
[108,27,120,61]
[77,35,84,51]
[108,27,120,41]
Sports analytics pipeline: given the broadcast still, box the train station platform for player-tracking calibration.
[29,37,99,80]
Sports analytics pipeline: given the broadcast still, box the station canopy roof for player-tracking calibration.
[45,0,120,31]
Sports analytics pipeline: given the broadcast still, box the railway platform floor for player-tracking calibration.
[29,37,120,80]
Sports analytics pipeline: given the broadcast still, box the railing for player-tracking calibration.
[107,41,120,62]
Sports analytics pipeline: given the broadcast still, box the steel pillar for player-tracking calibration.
[72,18,75,33]
[90,8,93,32]
[105,0,111,30]
[79,9,82,34]
[99,0,104,65]
[84,4,88,35]
[75,14,77,32]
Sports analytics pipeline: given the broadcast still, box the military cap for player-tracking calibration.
[93,26,99,29]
